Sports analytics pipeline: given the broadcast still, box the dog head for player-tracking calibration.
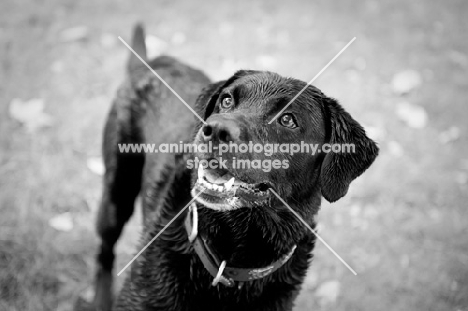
[191,70,378,211]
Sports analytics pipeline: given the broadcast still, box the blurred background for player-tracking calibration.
[1,0,467,310]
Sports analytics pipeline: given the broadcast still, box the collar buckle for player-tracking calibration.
[187,203,198,243]
[185,202,296,287]
[211,260,234,287]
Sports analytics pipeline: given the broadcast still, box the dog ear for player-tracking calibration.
[195,70,259,120]
[127,23,147,74]
[320,97,379,202]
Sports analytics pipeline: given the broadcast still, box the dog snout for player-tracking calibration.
[202,116,241,143]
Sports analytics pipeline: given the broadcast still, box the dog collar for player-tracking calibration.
[184,203,297,287]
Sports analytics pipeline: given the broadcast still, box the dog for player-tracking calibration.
[91,24,378,311]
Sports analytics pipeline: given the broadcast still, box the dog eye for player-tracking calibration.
[220,96,234,109]
[279,113,297,128]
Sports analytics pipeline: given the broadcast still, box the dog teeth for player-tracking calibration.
[196,169,235,193]
[224,178,235,191]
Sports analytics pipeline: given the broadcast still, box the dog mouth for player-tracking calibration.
[191,164,271,211]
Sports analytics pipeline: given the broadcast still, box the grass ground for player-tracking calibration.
[1,0,467,310]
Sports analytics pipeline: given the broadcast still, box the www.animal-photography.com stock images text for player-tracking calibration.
[1,0,467,310]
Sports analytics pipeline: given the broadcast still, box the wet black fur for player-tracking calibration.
[91,24,378,311]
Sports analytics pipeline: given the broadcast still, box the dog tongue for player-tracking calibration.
[204,169,233,184]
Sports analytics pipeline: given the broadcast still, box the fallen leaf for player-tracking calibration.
[428,209,441,221]
[49,212,74,232]
[439,126,460,144]
[351,218,369,231]
[345,69,361,83]
[349,204,361,217]
[9,98,54,132]
[145,35,167,59]
[396,101,428,128]
[85,192,100,213]
[333,213,343,226]
[456,172,468,185]
[364,125,386,142]
[73,286,95,311]
[363,205,379,219]
[392,70,422,94]
[50,60,64,73]
[315,280,341,305]
[212,58,248,80]
[101,33,118,48]
[354,57,366,71]
[400,254,410,268]
[171,32,186,45]
[388,141,404,157]
[460,159,468,170]
[218,22,234,35]
[448,50,467,67]
[255,55,277,70]
[87,157,105,175]
[59,26,89,43]
[303,270,319,290]
[276,30,289,46]
[351,248,381,270]
[80,285,94,303]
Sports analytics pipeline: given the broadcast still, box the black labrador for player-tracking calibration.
[91,24,378,311]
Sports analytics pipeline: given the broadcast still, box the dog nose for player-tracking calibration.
[202,118,241,143]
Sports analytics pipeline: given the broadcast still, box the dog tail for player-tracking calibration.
[127,23,147,73]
